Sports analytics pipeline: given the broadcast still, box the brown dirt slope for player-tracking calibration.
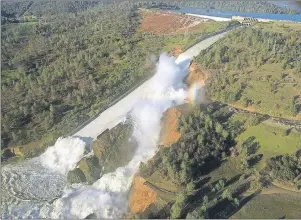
[185,62,207,86]
[128,175,157,214]
[139,10,202,34]
[160,107,182,146]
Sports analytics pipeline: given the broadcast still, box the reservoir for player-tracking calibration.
[168,6,301,22]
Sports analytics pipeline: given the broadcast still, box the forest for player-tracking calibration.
[1,1,169,149]
[2,1,299,150]
[2,0,298,22]
[195,24,301,118]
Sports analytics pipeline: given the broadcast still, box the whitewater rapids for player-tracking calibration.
[1,31,229,219]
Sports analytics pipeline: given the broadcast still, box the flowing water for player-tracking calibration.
[1,30,228,219]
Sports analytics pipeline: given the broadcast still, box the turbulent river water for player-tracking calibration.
[1,31,229,219]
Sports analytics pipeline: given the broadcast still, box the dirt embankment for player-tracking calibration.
[170,47,183,57]
[160,107,182,146]
[128,175,157,214]
[129,61,208,215]
[139,10,203,35]
[185,62,207,87]
[159,62,208,147]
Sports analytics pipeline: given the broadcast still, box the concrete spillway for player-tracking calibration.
[74,30,230,140]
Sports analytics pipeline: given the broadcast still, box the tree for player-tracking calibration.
[171,202,182,219]
[222,189,233,200]
[186,181,195,194]
[233,198,240,206]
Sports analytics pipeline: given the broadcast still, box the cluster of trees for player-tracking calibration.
[265,151,301,188]
[138,104,299,218]
[140,106,237,186]
[1,1,168,148]
[197,27,301,73]
[1,1,101,24]
[237,136,263,170]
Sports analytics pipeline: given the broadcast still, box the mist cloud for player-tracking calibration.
[2,53,192,219]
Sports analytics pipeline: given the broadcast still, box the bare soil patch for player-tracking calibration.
[139,10,203,34]
[160,107,182,146]
[128,175,157,214]
[185,62,207,86]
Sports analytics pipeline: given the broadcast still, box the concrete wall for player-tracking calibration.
[185,13,232,22]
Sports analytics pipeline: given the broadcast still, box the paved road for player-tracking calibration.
[74,30,231,139]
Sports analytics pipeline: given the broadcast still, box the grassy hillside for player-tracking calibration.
[194,23,301,119]
[135,103,301,219]
[237,122,301,169]
[232,193,301,219]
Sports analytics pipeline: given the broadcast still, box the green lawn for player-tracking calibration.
[237,123,301,169]
[231,193,301,219]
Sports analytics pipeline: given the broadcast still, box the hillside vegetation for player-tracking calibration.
[133,23,301,217]
[195,23,301,118]
[1,0,231,156]
[134,103,301,219]
[1,2,164,150]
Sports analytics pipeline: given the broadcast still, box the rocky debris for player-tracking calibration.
[67,168,87,184]
[78,156,102,184]
[185,62,207,87]
[67,122,137,185]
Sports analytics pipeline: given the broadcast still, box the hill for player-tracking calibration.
[131,22,301,219]
[1,2,230,160]
[195,22,301,119]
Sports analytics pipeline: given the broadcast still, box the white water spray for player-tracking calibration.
[49,53,191,218]
[1,53,191,219]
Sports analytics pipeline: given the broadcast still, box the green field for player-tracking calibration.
[237,122,301,169]
[231,193,301,219]
[205,157,242,184]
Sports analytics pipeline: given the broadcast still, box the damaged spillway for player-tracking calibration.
[1,30,230,219]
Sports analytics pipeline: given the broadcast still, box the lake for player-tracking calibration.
[168,6,301,22]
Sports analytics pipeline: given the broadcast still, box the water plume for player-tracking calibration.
[1,53,192,219]
[50,53,191,218]
[37,137,88,174]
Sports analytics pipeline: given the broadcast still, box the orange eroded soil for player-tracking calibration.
[128,175,157,214]
[185,62,207,87]
[139,10,202,34]
[160,107,182,146]
[128,62,208,214]
[170,47,182,57]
